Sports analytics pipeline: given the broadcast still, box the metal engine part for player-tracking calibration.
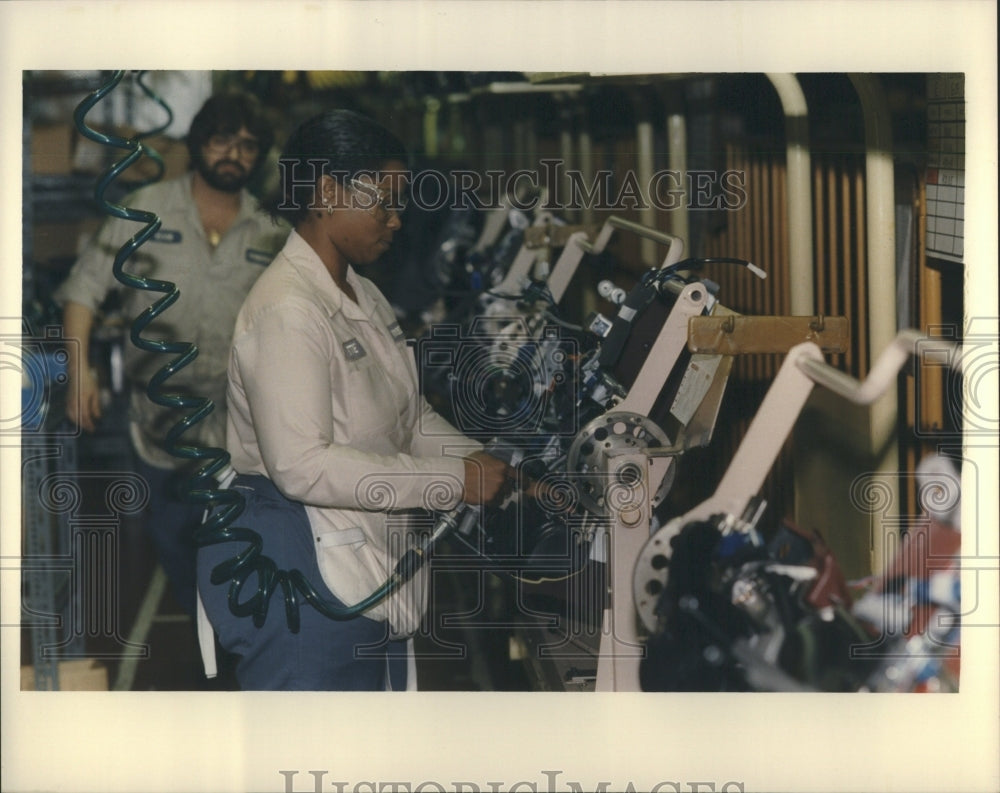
[566,411,675,516]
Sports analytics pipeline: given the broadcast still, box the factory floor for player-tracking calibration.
[20,427,532,691]
[20,530,534,691]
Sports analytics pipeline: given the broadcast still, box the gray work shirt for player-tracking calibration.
[54,172,289,469]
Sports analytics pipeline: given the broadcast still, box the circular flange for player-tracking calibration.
[566,411,675,516]
[632,516,688,632]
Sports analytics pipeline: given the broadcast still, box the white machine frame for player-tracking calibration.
[587,330,962,690]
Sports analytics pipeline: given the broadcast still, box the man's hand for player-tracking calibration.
[61,301,99,433]
[67,367,102,433]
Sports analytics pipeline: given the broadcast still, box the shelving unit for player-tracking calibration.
[21,71,134,689]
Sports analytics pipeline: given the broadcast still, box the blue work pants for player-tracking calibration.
[196,474,408,690]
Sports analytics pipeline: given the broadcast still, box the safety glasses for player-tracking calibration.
[206,133,261,158]
[348,177,409,219]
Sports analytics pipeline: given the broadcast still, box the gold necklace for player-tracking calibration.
[206,228,221,248]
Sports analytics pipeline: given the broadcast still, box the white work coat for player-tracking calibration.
[226,230,476,634]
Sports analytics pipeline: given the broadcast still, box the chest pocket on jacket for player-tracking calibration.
[343,354,401,439]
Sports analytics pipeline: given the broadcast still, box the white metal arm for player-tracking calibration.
[546,215,686,304]
[633,330,964,632]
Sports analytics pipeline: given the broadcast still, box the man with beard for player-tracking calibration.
[56,92,289,617]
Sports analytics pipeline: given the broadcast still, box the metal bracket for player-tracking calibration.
[594,450,672,692]
[523,222,599,250]
[577,215,686,268]
[488,211,557,297]
[687,315,850,355]
[614,281,710,417]
[546,215,686,304]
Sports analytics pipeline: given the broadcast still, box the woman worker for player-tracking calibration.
[196,109,511,690]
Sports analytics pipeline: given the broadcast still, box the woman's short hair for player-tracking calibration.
[186,91,275,172]
[271,109,409,224]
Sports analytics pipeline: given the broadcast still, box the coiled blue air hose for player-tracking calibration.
[129,71,172,187]
[73,70,430,632]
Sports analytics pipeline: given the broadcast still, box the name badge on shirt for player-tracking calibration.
[387,322,406,343]
[153,229,183,244]
[245,248,273,266]
[343,338,367,361]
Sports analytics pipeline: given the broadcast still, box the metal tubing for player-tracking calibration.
[850,74,899,575]
[853,166,869,374]
[578,128,594,226]
[827,162,839,328]
[795,329,956,406]
[637,119,657,265]
[576,125,600,319]
[766,74,815,316]
[546,231,588,304]
[850,74,898,371]
[667,113,690,246]
[423,97,441,159]
[812,159,826,317]
[559,126,574,220]
[578,215,685,266]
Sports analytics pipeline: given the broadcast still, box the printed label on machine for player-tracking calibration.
[669,354,722,426]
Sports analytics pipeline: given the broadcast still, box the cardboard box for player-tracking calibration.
[72,127,189,183]
[31,120,189,182]
[30,123,75,175]
[21,659,109,691]
[32,218,103,266]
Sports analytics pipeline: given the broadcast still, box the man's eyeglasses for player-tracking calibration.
[206,133,261,158]
[348,177,409,219]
